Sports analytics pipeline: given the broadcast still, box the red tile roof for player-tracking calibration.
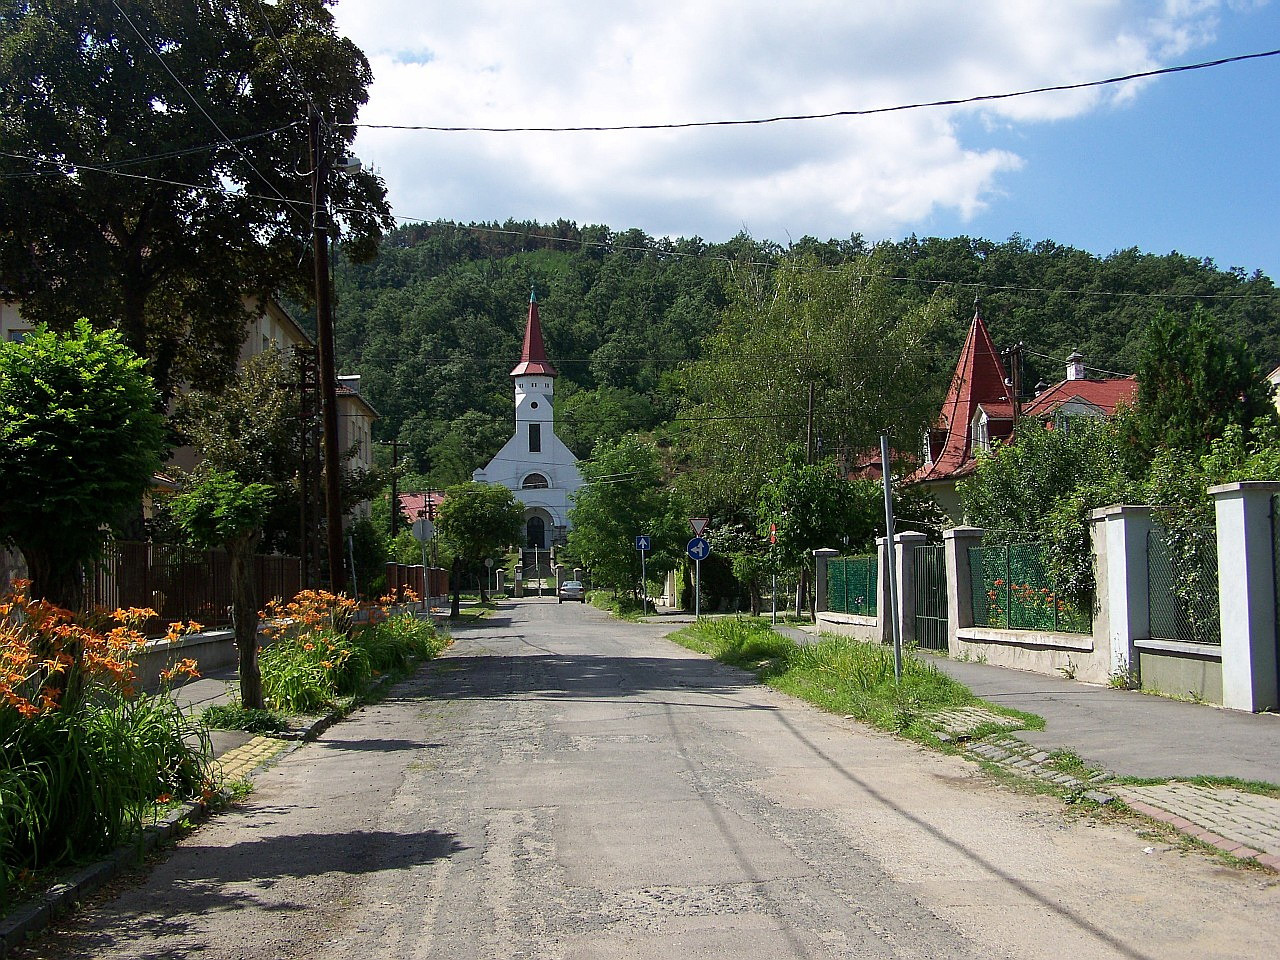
[510,292,558,378]
[399,491,446,521]
[908,310,1011,485]
[1022,377,1137,418]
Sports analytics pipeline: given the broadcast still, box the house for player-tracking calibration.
[907,307,1014,519]
[908,308,1138,521]
[472,291,583,549]
[337,375,378,520]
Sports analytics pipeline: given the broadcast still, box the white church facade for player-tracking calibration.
[472,293,583,549]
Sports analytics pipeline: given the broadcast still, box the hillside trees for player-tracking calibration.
[0,0,391,397]
[0,321,167,608]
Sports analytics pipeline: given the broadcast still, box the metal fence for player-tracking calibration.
[827,554,877,617]
[969,540,1091,634]
[89,541,301,634]
[1147,526,1220,645]
[913,543,949,650]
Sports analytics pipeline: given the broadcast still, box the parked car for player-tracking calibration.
[558,580,586,603]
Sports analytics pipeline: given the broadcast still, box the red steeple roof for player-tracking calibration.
[909,307,1012,484]
[510,290,558,378]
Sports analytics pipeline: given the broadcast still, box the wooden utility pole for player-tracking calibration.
[388,438,400,538]
[309,107,346,593]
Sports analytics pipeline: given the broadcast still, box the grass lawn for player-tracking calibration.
[669,617,1041,743]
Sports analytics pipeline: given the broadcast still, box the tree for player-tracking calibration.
[435,482,523,617]
[170,349,299,709]
[567,436,686,599]
[1128,306,1276,461]
[756,458,882,617]
[0,321,166,608]
[677,252,948,519]
[0,0,391,398]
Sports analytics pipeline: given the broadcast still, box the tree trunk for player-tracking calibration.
[748,579,761,618]
[19,543,83,611]
[229,534,264,709]
[450,557,462,618]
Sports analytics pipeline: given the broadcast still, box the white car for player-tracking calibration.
[558,580,586,603]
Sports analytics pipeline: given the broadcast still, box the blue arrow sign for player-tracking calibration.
[687,536,711,560]
[635,535,651,552]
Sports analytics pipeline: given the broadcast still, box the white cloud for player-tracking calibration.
[330,0,1254,242]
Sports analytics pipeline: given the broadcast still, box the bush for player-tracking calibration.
[258,590,449,713]
[0,585,211,907]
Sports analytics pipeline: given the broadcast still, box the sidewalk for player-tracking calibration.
[776,621,1280,868]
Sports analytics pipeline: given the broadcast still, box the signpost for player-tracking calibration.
[485,556,495,594]
[770,523,778,625]
[687,535,711,618]
[635,535,651,613]
[413,515,435,584]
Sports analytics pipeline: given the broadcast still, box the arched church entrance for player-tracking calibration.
[526,515,546,549]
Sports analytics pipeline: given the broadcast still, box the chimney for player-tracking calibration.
[1066,351,1086,381]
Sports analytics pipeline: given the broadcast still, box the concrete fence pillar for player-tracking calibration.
[943,526,984,655]
[894,531,929,646]
[1209,481,1280,712]
[1089,504,1155,680]
[813,548,839,613]
[555,564,566,591]
[496,569,506,594]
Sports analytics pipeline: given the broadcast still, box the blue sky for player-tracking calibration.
[333,1,1280,279]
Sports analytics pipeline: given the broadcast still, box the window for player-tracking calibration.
[529,423,541,453]
[522,473,549,489]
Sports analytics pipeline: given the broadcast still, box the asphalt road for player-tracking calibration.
[26,599,1280,959]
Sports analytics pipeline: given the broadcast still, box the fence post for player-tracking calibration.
[943,526,984,655]
[1089,504,1153,682]
[894,531,929,646]
[813,548,838,614]
[872,537,892,643]
[1209,481,1280,712]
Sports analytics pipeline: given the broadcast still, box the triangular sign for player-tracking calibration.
[689,517,710,537]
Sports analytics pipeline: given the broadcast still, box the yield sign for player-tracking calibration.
[689,517,710,537]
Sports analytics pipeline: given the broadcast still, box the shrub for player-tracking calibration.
[0,583,211,907]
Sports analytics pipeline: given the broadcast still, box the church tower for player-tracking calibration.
[472,291,583,548]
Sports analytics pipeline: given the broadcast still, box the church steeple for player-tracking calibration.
[510,288,558,378]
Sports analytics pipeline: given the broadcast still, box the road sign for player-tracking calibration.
[484,557,494,568]
[687,537,711,560]
[689,517,710,537]
[412,518,435,541]
[635,535,651,552]
[769,523,777,544]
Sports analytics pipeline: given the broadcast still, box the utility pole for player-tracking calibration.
[309,106,346,593]
[388,437,400,538]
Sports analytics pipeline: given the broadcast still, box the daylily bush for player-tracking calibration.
[1,582,212,908]
[258,590,449,713]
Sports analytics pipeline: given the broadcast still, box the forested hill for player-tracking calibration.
[332,219,1280,485]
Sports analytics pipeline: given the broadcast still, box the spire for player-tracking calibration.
[510,288,558,378]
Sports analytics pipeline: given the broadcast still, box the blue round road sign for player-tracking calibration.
[686,537,711,560]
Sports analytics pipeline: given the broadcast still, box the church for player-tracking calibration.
[472,292,584,549]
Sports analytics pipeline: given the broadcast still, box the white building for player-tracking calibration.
[473,293,583,548]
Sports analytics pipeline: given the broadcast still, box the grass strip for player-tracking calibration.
[668,617,1040,742]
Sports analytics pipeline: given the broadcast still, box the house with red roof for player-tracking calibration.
[908,309,1137,521]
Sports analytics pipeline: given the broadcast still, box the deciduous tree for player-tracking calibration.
[0,0,391,397]
[435,482,523,617]
[0,320,167,608]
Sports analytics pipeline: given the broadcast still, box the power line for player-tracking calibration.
[345,48,1280,133]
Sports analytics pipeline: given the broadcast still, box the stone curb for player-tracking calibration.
[0,711,334,958]
[961,733,1280,872]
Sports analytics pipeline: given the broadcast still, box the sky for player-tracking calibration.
[330,0,1280,279]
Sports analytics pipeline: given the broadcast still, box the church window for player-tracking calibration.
[530,401,538,409]
[522,473,549,489]
[529,423,541,452]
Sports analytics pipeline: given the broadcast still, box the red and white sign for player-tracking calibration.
[689,517,710,537]
[770,523,777,544]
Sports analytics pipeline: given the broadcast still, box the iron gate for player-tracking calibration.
[913,544,948,651]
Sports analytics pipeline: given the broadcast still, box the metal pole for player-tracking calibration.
[640,548,647,614]
[880,434,903,682]
[695,558,701,619]
[309,108,345,593]
[772,573,777,625]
